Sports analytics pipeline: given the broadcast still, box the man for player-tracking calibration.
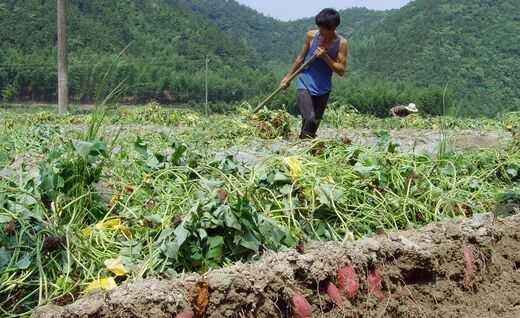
[389,103,419,118]
[281,8,348,139]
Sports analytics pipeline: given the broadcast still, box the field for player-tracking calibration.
[1,103,519,317]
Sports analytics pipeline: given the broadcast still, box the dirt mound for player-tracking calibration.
[34,214,520,318]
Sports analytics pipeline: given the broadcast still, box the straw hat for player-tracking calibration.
[404,103,418,113]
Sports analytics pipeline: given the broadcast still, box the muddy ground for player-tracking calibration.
[217,128,512,163]
[34,213,520,318]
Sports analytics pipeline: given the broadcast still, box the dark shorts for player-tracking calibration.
[297,89,330,139]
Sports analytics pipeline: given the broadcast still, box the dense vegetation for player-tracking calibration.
[0,0,519,116]
[0,0,275,104]
[0,104,519,316]
[349,0,520,116]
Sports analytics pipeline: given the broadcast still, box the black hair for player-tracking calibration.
[315,8,341,29]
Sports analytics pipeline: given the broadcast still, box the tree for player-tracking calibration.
[57,0,68,114]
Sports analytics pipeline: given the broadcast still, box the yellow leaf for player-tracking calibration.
[285,157,301,180]
[84,277,117,294]
[104,257,128,276]
[95,218,123,230]
[92,218,132,238]
[116,224,132,239]
[81,226,93,238]
[324,176,335,184]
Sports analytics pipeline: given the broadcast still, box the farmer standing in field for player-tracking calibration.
[281,8,348,139]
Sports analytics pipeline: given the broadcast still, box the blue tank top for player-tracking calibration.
[296,32,341,96]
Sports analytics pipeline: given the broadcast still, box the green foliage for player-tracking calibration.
[1,83,17,102]
[0,106,519,316]
[329,76,454,117]
[246,108,292,139]
[1,0,519,116]
[158,191,293,271]
[36,139,106,205]
[348,0,520,116]
[0,0,276,104]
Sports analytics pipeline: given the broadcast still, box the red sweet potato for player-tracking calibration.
[463,245,475,289]
[367,270,384,302]
[337,265,358,300]
[176,311,193,318]
[292,290,312,318]
[326,282,342,307]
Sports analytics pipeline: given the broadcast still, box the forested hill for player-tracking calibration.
[0,0,519,116]
[0,0,275,103]
[176,0,389,63]
[184,0,520,116]
[348,0,520,116]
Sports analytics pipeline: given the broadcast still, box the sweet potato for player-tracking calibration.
[176,311,193,318]
[292,290,312,318]
[367,270,384,302]
[326,282,342,307]
[337,265,358,300]
[463,245,475,289]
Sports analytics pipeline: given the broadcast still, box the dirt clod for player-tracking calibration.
[190,278,209,318]
[3,221,16,235]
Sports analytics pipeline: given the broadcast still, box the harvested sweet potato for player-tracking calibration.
[292,290,312,318]
[463,245,476,289]
[176,311,193,318]
[367,270,384,302]
[337,265,358,300]
[326,282,342,307]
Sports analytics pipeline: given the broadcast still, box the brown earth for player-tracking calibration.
[33,213,520,318]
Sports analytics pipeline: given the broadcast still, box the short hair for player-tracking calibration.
[315,8,341,29]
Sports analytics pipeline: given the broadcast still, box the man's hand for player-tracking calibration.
[280,76,291,90]
[315,47,328,60]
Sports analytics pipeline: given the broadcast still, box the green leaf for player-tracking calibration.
[197,228,208,240]
[16,253,31,270]
[0,215,12,223]
[469,179,481,189]
[161,241,179,259]
[17,193,37,206]
[134,137,149,158]
[170,143,187,165]
[120,242,143,257]
[317,184,344,206]
[145,155,161,170]
[279,184,292,195]
[73,141,93,159]
[223,207,241,231]
[174,223,190,248]
[144,214,162,226]
[0,247,11,269]
[273,171,289,183]
[240,231,260,252]
[353,164,375,176]
[206,236,224,260]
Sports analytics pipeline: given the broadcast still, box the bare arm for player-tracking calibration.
[281,31,315,88]
[319,38,348,76]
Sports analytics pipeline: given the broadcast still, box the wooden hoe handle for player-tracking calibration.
[253,53,318,114]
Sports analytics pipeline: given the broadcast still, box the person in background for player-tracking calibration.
[281,8,348,139]
[389,103,419,117]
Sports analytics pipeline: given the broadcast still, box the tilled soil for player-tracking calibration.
[34,213,520,318]
[216,128,511,163]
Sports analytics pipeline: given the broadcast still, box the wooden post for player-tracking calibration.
[57,0,68,114]
[205,55,209,116]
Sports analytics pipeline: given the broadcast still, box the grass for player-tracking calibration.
[0,103,519,316]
